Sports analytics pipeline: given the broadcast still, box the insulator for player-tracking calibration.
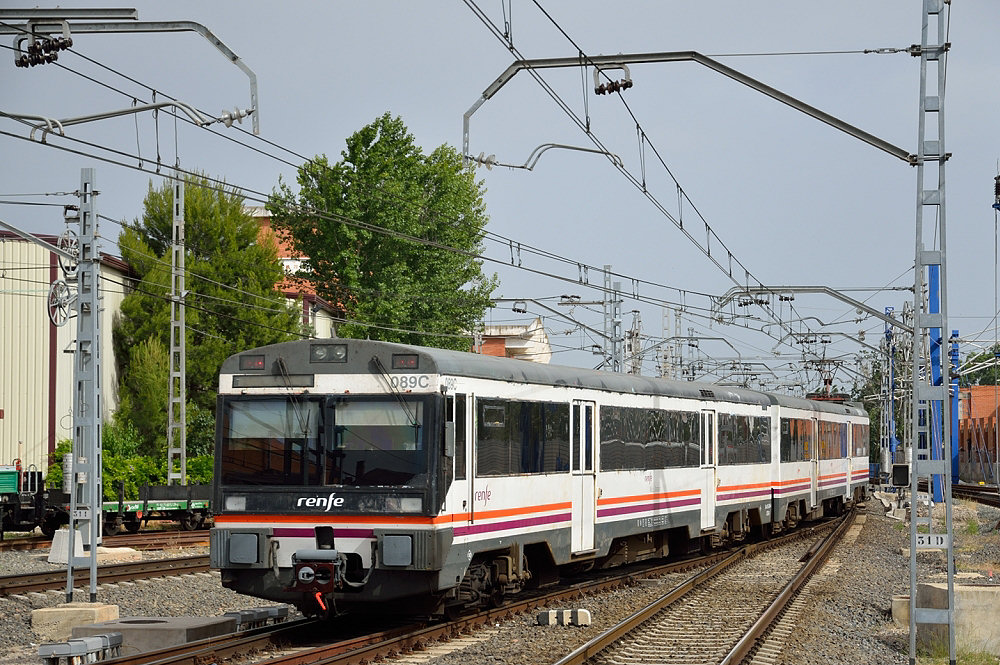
[622,78,633,89]
[64,37,73,49]
[994,175,1000,204]
[595,83,605,95]
[15,56,25,67]
[46,52,58,63]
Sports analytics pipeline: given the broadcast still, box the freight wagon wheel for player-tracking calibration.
[179,511,199,531]
[102,520,121,537]
[40,520,57,538]
[124,517,141,534]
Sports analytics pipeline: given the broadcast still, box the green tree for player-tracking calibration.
[114,173,305,455]
[961,343,1000,386]
[117,336,168,457]
[268,113,497,350]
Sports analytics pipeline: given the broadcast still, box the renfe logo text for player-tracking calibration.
[296,493,345,511]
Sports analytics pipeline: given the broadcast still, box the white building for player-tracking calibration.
[479,317,552,363]
[0,232,128,472]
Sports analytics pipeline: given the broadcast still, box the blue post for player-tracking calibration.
[950,330,960,483]
[886,307,899,462]
[929,265,944,503]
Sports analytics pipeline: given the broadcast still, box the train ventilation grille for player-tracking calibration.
[700,389,715,398]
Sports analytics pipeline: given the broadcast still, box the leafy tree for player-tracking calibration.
[117,336,168,457]
[961,343,1000,386]
[114,173,305,456]
[268,113,497,350]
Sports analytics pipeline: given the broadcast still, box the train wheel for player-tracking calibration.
[41,519,58,538]
[103,520,121,537]
[179,512,199,531]
[124,518,141,534]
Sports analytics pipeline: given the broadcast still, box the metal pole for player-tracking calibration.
[908,2,955,662]
[166,175,186,485]
[66,167,102,603]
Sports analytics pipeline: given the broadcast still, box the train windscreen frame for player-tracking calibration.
[219,394,431,488]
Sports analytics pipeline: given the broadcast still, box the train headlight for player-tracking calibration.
[310,343,348,363]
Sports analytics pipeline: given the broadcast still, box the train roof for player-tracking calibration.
[222,338,866,416]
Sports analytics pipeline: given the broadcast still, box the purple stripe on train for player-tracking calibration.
[773,484,810,496]
[273,527,375,539]
[596,497,700,519]
[452,512,570,537]
[717,489,772,502]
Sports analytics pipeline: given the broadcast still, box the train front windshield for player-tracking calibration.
[219,396,429,487]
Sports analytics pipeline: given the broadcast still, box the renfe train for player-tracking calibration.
[209,339,869,617]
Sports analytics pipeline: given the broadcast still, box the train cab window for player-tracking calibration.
[220,398,322,486]
[327,398,427,486]
[219,395,430,488]
[455,394,467,480]
[445,394,467,482]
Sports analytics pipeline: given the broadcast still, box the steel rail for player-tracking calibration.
[97,618,430,665]
[719,509,857,665]
[551,516,845,665]
[0,529,209,552]
[0,555,209,595]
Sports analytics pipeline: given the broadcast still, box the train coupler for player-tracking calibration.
[286,549,347,594]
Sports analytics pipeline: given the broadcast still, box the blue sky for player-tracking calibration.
[2,1,998,392]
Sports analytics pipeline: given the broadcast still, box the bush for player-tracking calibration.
[45,440,214,502]
[45,439,73,491]
[186,406,216,458]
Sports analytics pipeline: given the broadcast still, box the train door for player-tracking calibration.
[700,410,716,531]
[571,400,596,553]
[466,394,476,524]
[810,418,819,508]
[845,424,852,498]
[447,393,471,522]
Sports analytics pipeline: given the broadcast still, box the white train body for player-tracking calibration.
[210,339,868,616]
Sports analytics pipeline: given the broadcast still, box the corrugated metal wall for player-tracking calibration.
[0,236,123,473]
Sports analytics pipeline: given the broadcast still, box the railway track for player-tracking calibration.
[0,528,209,552]
[551,510,854,665]
[951,482,1000,508]
[89,517,845,665]
[0,554,210,595]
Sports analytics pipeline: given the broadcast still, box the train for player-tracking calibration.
[209,338,870,618]
[0,461,212,538]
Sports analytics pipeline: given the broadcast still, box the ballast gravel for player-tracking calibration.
[0,498,997,665]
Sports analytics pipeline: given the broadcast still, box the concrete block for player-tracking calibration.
[891,594,909,627]
[47,529,85,565]
[570,609,592,626]
[556,609,572,625]
[31,602,120,642]
[536,610,557,626]
[913,583,1000,655]
[94,546,143,563]
[73,616,237,654]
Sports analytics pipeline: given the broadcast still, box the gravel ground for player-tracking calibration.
[0,498,998,665]
[0,544,291,665]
